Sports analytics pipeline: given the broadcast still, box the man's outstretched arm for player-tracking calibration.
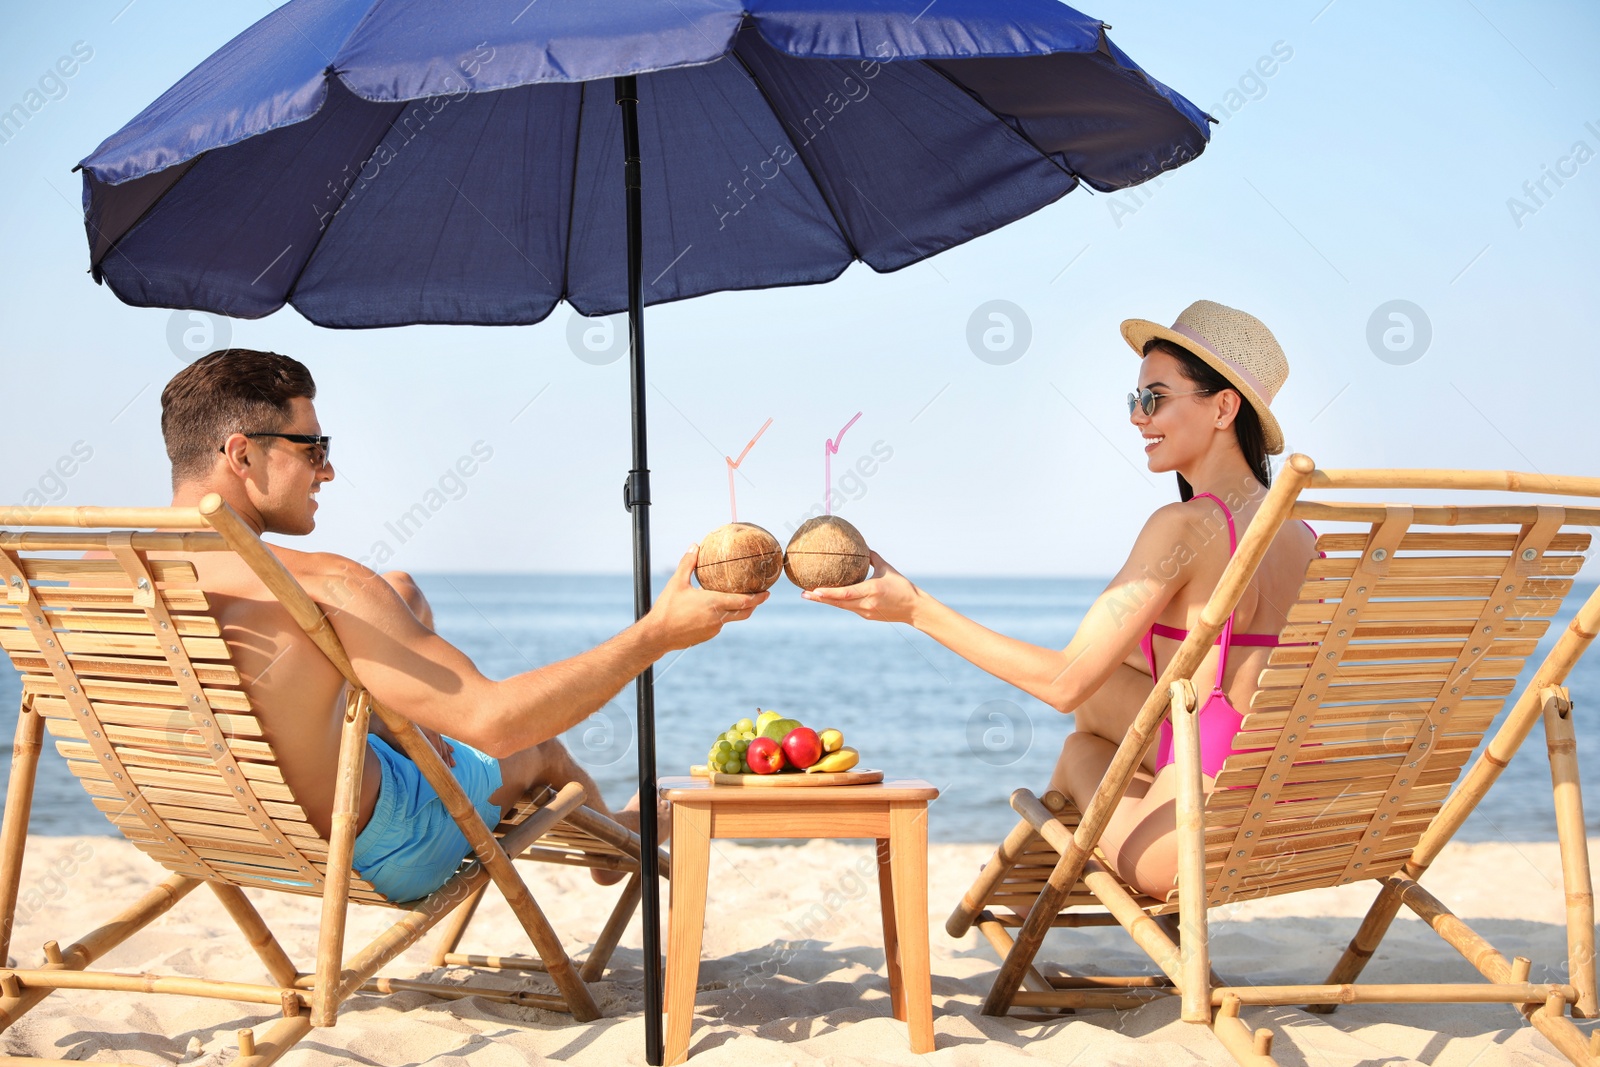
[303,545,764,757]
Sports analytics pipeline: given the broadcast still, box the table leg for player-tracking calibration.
[876,837,906,1021]
[666,803,712,1066]
[889,802,934,1054]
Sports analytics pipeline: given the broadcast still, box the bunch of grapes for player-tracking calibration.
[706,715,757,775]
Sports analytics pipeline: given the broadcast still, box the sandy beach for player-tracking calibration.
[2,834,1594,1065]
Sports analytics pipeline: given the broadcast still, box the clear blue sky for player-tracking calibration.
[3,1,1597,576]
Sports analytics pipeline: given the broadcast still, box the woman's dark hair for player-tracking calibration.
[1142,338,1271,501]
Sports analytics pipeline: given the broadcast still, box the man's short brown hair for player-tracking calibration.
[161,349,316,487]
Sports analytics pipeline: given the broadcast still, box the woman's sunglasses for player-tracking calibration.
[1126,387,1213,417]
[220,432,332,467]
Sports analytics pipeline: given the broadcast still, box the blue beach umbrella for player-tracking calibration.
[76,1,1211,1055]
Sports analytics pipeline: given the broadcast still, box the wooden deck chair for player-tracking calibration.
[948,457,1600,1067]
[0,497,667,1065]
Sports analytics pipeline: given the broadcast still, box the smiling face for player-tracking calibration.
[228,396,335,536]
[1131,348,1234,475]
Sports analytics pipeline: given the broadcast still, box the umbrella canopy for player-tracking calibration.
[79,0,1209,325]
[76,2,1211,1058]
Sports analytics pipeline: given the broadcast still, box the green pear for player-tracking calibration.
[759,717,802,742]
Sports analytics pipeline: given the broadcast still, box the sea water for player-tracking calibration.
[1,576,1594,845]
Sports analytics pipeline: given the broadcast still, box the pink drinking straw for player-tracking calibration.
[726,417,774,522]
[824,411,862,515]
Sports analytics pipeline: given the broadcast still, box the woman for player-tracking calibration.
[806,300,1318,898]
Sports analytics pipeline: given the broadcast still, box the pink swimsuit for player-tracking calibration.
[1142,493,1313,778]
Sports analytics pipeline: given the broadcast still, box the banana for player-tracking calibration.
[818,728,844,754]
[805,746,859,773]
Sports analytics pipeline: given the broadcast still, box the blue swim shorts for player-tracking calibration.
[351,734,504,903]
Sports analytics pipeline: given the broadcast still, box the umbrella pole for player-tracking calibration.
[615,74,664,1064]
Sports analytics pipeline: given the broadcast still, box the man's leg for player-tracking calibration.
[493,737,668,886]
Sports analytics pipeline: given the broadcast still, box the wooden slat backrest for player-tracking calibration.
[0,532,343,898]
[1198,507,1588,905]
[0,521,578,909]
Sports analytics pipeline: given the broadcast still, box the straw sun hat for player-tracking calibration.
[1120,300,1288,455]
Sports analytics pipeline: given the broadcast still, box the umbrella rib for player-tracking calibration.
[436,87,556,295]
[281,97,407,306]
[920,51,1208,194]
[918,59,1079,181]
[55,170,160,287]
[840,177,942,274]
[725,42,862,263]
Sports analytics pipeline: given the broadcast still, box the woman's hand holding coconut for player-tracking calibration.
[803,551,921,624]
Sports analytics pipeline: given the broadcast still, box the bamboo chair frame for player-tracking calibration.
[0,496,666,1065]
[948,458,1600,1066]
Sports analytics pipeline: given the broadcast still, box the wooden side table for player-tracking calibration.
[657,777,940,1065]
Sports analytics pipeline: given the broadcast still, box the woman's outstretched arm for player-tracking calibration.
[805,503,1202,713]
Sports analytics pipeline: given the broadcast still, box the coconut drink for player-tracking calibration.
[783,515,870,590]
[695,522,784,593]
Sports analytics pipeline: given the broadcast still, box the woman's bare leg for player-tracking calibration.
[1005,731,1152,921]
[1057,730,1155,849]
[1099,773,1182,899]
[1051,659,1160,808]
[1052,730,1150,807]
[1073,663,1163,774]
[1052,734,1182,898]
[1041,671,1184,902]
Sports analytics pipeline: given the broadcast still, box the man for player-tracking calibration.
[160,349,764,902]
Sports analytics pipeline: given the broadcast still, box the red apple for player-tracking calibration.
[781,727,823,770]
[746,736,785,774]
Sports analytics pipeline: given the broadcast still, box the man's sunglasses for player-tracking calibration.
[1126,387,1213,417]
[220,432,332,467]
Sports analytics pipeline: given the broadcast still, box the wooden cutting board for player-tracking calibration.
[689,765,885,787]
